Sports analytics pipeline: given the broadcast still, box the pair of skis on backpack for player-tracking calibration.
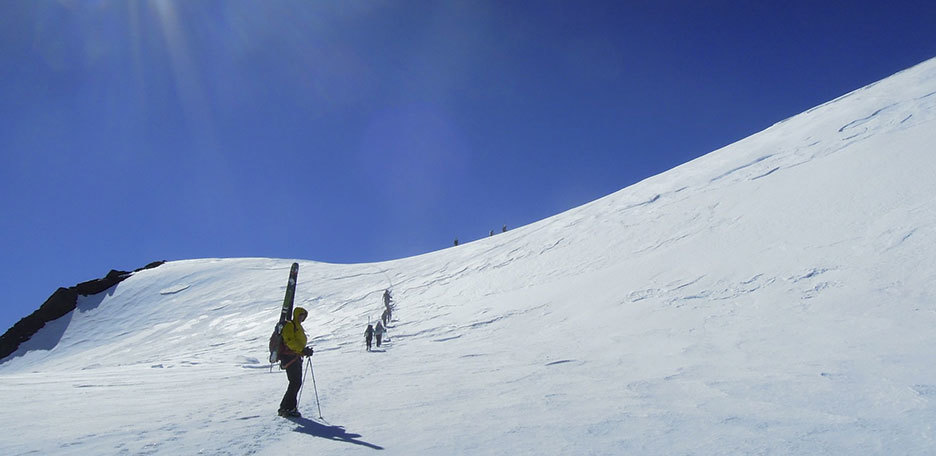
[269,263,300,365]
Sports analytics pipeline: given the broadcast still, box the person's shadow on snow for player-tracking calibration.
[290,417,384,450]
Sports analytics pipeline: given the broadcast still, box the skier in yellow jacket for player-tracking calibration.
[278,307,313,417]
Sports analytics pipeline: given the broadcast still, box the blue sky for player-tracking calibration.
[2,0,935,332]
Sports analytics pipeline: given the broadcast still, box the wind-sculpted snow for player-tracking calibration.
[709,154,776,183]
[3,58,936,455]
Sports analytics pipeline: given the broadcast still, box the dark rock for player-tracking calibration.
[36,287,79,321]
[74,270,130,296]
[137,261,166,272]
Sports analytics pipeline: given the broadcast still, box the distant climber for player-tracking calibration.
[502,224,507,233]
[364,324,374,351]
[381,307,391,326]
[382,289,393,322]
[383,289,393,310]
[454,238,459,246]
[375,320,386,348]
[278,307,314,417]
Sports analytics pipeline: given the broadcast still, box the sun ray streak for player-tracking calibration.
[151,0,215,148]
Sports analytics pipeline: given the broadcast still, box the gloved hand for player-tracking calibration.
[302,346,314,357]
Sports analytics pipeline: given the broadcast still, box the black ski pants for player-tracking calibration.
[279,356,303,411]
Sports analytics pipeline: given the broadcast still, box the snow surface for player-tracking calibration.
[2,57,936,455]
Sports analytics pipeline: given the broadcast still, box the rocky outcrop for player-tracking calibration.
[0,261,165,361]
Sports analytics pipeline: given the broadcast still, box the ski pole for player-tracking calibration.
[309,357,323,419]
[296,358,310,409]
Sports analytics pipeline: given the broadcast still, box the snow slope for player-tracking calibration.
[2,57,936,455]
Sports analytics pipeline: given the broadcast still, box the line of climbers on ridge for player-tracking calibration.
[364,288,394,352]
[455,224,508,246]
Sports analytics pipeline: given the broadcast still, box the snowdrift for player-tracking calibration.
[2,58,936,455]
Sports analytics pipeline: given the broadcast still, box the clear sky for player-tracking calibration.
[2,0,935,333]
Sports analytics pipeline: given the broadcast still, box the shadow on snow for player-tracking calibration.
[289,417,384,450]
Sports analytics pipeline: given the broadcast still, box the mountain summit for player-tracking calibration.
[2,58,935,455]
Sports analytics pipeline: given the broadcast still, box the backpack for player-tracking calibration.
[268,324,286,363]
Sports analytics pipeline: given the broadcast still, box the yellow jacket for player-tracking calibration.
[282,307,308,355]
